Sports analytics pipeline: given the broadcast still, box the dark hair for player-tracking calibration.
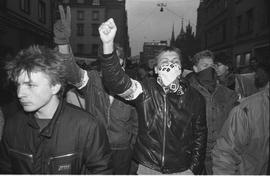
[192,50,215,65]
[5,45,67,95]
[155,46,182,62]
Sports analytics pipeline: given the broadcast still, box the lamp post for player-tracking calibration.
[157,2,167,12]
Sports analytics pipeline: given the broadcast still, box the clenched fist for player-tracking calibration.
[99,18,117,54]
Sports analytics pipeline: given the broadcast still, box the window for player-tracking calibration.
[77,44,84,53]
[77,10,84,20]
[222,23,226,41]
[236,15,242,35]
[77,23,84,36]
[236,54,246,67]
[246,9,254,33]
[20,0,30,14]
[38,0,46,23]
[92,24,99,36]
[245,53,251,65]
[92,11,99,21]
[92,0,100,6]
[77,0,84,3]
[92,44,98,56]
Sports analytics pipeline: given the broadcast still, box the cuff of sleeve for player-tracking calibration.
[77,70,89,89]
[102,52,114,59]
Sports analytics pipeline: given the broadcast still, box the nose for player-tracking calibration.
[17,85,26,99]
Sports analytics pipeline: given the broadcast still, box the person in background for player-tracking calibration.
[54,5,138,174]
[0,45,112,174]
[212,63,269,175]
[98,18,207,175]
[187,50,238,174]
[215,58,235,90]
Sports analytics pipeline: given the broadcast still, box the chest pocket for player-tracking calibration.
[48,152,81,174]
[9,148,33,172]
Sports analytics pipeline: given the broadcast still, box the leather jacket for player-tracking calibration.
[100,52,207,174]
[0,100,112,174]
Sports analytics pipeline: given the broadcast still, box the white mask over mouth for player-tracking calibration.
[157,62,182,87]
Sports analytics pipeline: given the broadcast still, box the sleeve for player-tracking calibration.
[84,120,113,174]
[189,95,208,174]
[100,52,143,100]
[0,130,12,173]
[212,106,249,174]
[58,52,85,88]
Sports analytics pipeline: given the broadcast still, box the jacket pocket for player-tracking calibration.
[9,148,33,172]
[9,148,33,163]
[48,152,81,174]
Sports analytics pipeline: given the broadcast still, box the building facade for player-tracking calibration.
[0,0,54,58]
[61,0,130,63]
[141,40,168,69]
[196,0,269,69]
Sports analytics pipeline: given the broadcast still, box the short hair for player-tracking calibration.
[5,45,67,95]
[155,46,182,62]
[192,50,215,66]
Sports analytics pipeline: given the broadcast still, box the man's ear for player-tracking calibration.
[193,65,198,73]
[51,83,61,95]
[154,66,158,74]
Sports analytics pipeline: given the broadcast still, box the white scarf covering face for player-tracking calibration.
[157,62,182,87]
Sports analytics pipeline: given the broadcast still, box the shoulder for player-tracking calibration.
[217,84,238,99]
[64,102,100,125]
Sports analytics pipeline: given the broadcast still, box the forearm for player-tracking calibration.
[57,45,85,87]
[100,51,132,95]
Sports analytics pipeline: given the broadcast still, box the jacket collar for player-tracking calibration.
[27,99,64,138]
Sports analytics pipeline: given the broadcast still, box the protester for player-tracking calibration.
[212,64,269,174]
[54,6,138,174]
[98,18,207,174]
[215,58,235,90]
[187,50,238,174]
[0,45,112,174]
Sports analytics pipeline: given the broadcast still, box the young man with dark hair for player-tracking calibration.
[98,18,207,175]
[0,45,112,174]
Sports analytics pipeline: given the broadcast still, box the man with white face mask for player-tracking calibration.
[98,18,207,175]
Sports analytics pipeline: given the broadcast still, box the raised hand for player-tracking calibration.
[99,18,117,45]
[54,5,71,45]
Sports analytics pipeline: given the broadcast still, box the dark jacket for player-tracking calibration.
[188,74,238,156]
[0,100,112,174]
[100,52,207,174]
[83,70,138,150]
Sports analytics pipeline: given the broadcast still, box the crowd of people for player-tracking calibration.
[0,5,269,175]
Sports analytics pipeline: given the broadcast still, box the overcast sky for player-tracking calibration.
[126,0,200,56]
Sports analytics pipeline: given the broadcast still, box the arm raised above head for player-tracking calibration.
[99,18,143,100]
[54,5,86,88]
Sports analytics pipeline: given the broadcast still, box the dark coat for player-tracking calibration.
[0,100,112,174]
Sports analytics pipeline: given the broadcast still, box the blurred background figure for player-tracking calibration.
[212,62,269,175]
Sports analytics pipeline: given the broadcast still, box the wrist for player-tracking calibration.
[58,44,71,54]
[103,42,114,55]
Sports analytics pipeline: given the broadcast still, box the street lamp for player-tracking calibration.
[157,2,167,12]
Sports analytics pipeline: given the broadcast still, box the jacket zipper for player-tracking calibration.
[9,148,33,163]
[161,94,167,169]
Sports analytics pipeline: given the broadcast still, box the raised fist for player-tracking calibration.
[99,18,117,45]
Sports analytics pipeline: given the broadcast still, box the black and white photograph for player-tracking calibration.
[0,0,269,174]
